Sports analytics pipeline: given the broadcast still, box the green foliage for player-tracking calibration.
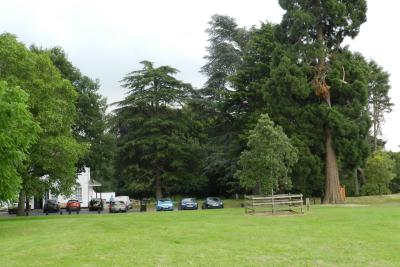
[0,81,40,200]
[275,1,368,203]
[45,47,116,190]
[236,114,298,194]
[120,60,191,107]
[362,151,395,195]
[113,61,205,197]
[201,14,249,99]
[225,0,371,199]
[389,152,400,193]
[0,33,84,198]
[361,183,391,196]
[367,60,393,151]
[278,0,367,49]
[197,15,255,196]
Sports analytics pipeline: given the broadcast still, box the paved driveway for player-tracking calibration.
[0,205,144,217]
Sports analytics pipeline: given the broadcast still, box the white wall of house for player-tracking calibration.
[28,167,114,209]
[55,167,91,207]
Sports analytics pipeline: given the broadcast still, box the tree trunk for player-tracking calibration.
[371,97,378,152]
[252,180,262,195]
[155,176,162,199]
[357,167,366,184]
[17,190,26,216]
[323,131,344,204]
[313,8,343,204]
[354,168,360,196]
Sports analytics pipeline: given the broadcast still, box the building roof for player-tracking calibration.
[88,179,102,187]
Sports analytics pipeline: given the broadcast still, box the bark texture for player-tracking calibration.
[354,168,360,196]
[17,190,26,216]
[323,131,344,204]
[314,3,343,204]
[155,177,162,199]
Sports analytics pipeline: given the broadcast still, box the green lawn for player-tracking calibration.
[1,203,400,267]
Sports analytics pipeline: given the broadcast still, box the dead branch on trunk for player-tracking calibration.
[312,64,330,99]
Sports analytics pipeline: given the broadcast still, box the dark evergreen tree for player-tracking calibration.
[228,1,371,201]
[276,0,368,203]
[198,15,252,196]
[113,61,206,198]
[201,14,249,102]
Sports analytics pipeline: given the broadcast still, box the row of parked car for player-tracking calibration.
[42,197,225,213]
[1,199,83,215]
[2,197,224,215]
[43,199,82,214]
[155,197,224,211]
[44,198,133,214]
[42,198,129,214]
[43,196,132,215]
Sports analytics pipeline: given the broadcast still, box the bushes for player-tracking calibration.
[362,151,395,196]
[361,183,391,196]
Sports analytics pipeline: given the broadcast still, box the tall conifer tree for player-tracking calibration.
[278,0,368,203]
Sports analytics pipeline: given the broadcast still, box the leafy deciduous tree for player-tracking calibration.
[0,81,40,200]
[236,114,298,194]
[367,60,393,151]
[45,47,117,190]
[0,33,84,215]
[362,151,395,195]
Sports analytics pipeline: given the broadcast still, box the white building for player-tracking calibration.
[30,167,114,209]
[54,167,102,208]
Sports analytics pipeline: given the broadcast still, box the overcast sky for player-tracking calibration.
[1,0,398,151]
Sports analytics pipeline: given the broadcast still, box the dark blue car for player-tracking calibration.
[156,198,174,211]
[202,197,224,209]
[179,198,198,210]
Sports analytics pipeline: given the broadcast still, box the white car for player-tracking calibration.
[114,196,132,209]
[0,201,9,212]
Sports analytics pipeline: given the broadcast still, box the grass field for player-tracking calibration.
[1,198,400,267]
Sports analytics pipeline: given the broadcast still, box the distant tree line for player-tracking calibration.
[0,0,398,210]
[110,1,396,202]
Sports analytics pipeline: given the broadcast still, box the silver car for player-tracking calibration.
[109,201,128,213]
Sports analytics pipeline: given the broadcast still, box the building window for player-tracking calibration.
[75,187,82,202]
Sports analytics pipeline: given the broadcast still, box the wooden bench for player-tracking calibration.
[244,194,304,215]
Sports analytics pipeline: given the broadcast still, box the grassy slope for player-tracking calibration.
[1,203,400,267]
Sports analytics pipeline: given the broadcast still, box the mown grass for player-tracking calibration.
[1,202,400,267]
[346,193,400,205]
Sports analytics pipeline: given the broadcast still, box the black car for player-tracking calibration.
[109,201,128,213]
[8,202,30,214]
[202,197,224,209]
[43,199,61,215]
[89,198,104,211]
[179,198,198,210]
[7,202,18,214]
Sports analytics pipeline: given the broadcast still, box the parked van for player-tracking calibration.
[114,196,132,209]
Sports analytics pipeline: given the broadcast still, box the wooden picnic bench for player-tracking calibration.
[244,194,304,215]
